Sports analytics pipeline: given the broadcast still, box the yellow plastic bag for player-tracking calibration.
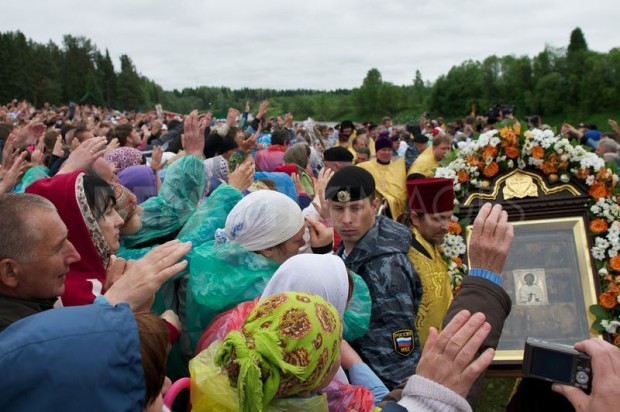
[189,341,328,412]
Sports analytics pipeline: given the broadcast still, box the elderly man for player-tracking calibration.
[407,133,452,179]
[326,166,422,389]
[0,193,190,331]
[405,177,456,346]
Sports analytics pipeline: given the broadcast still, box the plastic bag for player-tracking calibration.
[186,241,279,349]
[324,382,375,412]
[343,273,372,341]
[189,341,329,412]
[194,298,259,355]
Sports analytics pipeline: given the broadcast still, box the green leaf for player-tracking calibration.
[589,304,609,319]
[592,322,605,332]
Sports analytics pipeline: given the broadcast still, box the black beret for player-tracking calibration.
[324,147,354,162]
[325,166,375,202]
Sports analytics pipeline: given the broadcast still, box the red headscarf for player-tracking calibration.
[26,171,109,306]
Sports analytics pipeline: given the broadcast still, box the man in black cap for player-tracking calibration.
[322,146,354,172]
[326,166,423,389]
[336,120,356,152]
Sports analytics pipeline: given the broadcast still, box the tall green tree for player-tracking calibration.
[116,54,145,110]
[95,49,117,107]
[568,27,588,55]
[352,68,383,117]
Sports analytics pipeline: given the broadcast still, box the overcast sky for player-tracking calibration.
[2,0,618,91]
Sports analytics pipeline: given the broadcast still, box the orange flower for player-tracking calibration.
[610,255,620,273]
[466,156,482,168]
[457,169,469,184]
[590,219,609,234]
[482,162,499,178]
[589,183,609,201]
[531,146,545,159]
[559,161,569,170]
[513,122,521,135]
[541,161,559,175]
[576,168,590,179]
[482,146,498,160]
[448,221,462,235]
[607,286,620,297]
[614,334,620,346]
[499,127,517,146]
[451,256,463,267]
[599,292,617,309]
[504,145,520,159]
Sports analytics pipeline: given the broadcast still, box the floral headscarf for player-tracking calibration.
[215,292,342,412]
[104,147,143,173]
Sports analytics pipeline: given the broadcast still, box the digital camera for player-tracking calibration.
[522,337,591,393]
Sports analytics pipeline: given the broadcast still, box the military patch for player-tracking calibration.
[392,329,414,356]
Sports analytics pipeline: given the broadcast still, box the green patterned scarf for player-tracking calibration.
[215,292,342,412]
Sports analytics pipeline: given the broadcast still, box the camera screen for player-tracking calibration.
[530,347,573,383]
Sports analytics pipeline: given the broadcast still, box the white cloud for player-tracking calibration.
[1,0,618,90]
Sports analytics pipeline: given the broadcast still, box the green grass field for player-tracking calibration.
[477,378,517,411]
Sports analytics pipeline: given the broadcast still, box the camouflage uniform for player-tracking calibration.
[337,215,423,389]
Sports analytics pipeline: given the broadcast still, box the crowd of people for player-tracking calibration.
[0,98,619,412]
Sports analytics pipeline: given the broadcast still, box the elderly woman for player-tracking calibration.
[194,254,377,411]
[186,184,370,337]
[189,292,342,411]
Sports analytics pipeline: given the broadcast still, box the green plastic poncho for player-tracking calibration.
[121,155,205,248]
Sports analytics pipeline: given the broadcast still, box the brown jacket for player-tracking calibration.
[378,275,512,409]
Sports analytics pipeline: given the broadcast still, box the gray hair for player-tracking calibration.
[0,193,56,262]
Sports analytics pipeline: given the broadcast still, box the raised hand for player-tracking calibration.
[226,107,240,127]
[257,100,269,119]
[416,310,494,398]
[468,203,513,274]
[182,110,206,157]
[228,159,255,191]
[291,173,304,194]
[0,151,27,194]
[58,136,108,175]
[104,240,191,312]
[150,145,164,171]
[52,135,64,157]
[311,167,334,221]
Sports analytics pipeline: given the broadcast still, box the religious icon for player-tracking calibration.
[514,269,548,306]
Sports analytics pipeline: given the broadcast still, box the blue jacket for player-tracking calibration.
[0,303,145,412]
[338,215,423,389]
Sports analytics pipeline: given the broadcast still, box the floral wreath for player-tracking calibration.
[434,121,620,345]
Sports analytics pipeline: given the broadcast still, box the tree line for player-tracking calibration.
[1,28,618,121]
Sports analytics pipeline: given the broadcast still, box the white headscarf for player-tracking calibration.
[261,254,349,316]
[224,190,304,251]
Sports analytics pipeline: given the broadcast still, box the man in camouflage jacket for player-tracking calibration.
[327,166,423,389]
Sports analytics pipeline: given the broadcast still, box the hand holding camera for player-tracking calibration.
[525,337,620,412]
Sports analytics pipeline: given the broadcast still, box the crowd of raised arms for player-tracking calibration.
[0,98,619,412]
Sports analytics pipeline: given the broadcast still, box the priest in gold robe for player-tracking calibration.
[405,177,455,346]
[357,136,408,220]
